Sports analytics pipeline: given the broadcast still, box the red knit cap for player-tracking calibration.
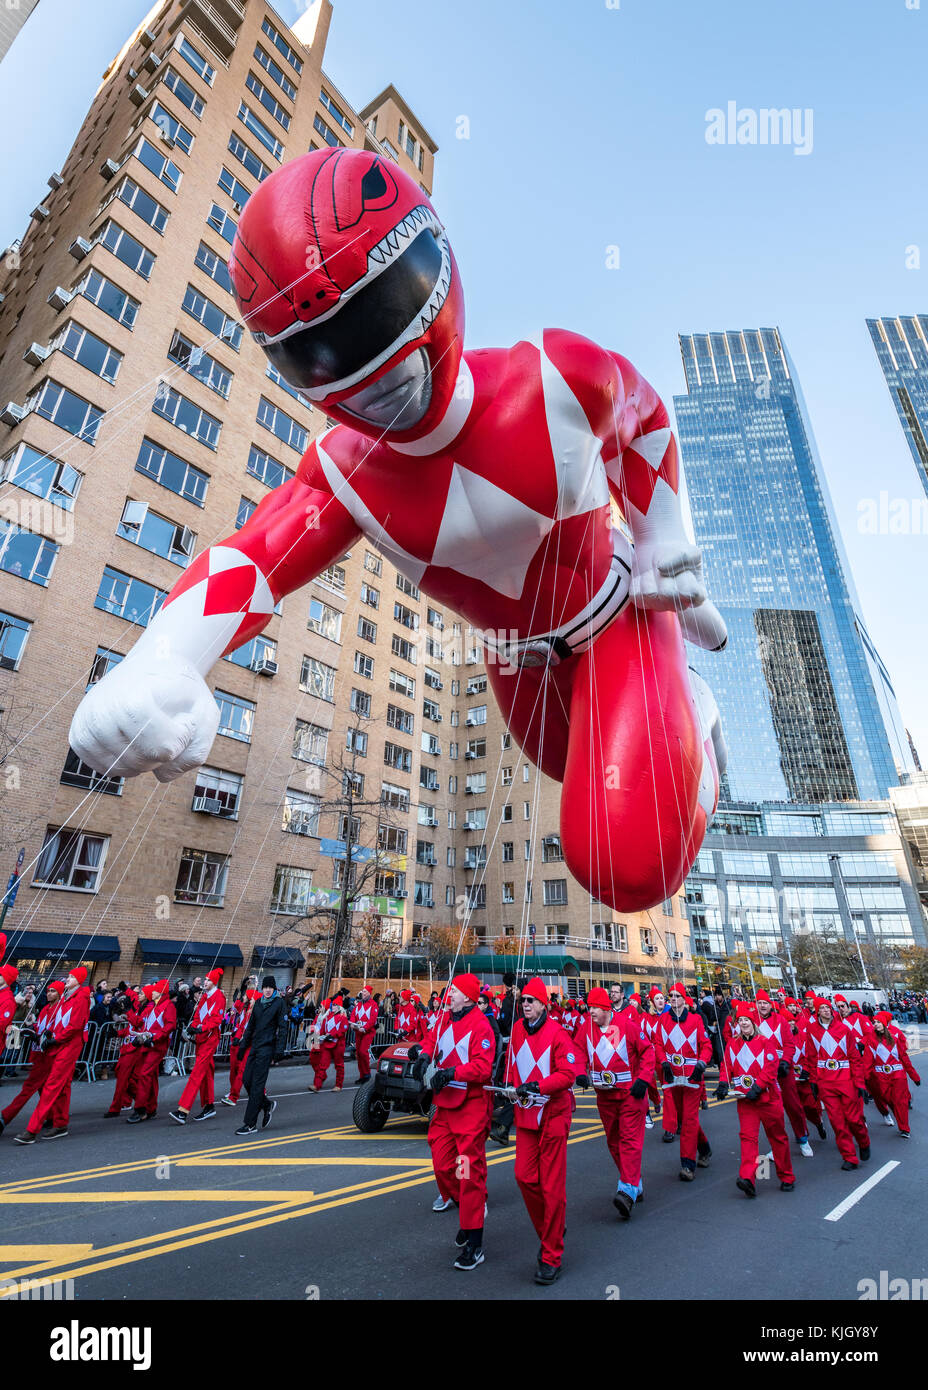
[142,984,154,1000]
[360,983,372,995]
[207,968,223,984]
[247,988,262,1001]
[755,990,771,1004]
[152,978,168,996]
[451,972,481,1003]
[521,977,549,1007]
[648,986,663,1001]
[833,994,847,1006]
[669,983,687,998]
[70,966,87,987]
[587,987,611,1009]
[735,1002,754,1019]
[629,993,641,1005]
[0,964,18,986]
[875,1011,892,1026]
[48,980,66,996]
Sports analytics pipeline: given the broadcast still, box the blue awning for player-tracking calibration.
[4,931,121,963]
[138,939,244,967]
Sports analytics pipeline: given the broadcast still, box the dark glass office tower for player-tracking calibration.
[674,328,908,804]
[867,315,928,499]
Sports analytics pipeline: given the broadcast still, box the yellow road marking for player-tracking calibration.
[176,1156,434,1168]
[0,1189,321,1204]
[0,1244,94,1268]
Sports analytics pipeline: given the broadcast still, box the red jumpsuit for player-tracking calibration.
[721,1032,795,1185]
[396,1002,426,1043]
[227,999,252,1102]
[349,997,379,1082]
[788,1010,824,1129]
[507,1014,577,1269]
[652,1007,713,1165]
[1,1000,57,1127]
[179,986,225,1111]
[866,1025,920,1134]
[132,996,178,1116]
[640,1011,665,1119]
[25,985,91,1135]
[575,1008,655,1197]
[0,983,16,1053]
[421,1004,495,1230]
[105,1006,145,1115]
[312,1007,348,1089]
[802,1018,870,1164]
[757,1009,807,1142]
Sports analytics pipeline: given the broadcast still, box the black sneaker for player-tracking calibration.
[126,1110,150,1124]
[43,1127,69,1139]
[859,1145,871,1162]
[103,1110,122,1118]
[612,1190,633,1220]
[816,1122,827,1140]
[14,1132,37,1145]
[218,1096,236,1107]
[453,1245,484,1271]
[261,1099,277,1130]
[534,1263,560,1285]
[454,1228,468,1249]
[779,1181,795,1191]
[169,1109,187,1125]
[697,1146,712,1168]
[661,1130,675,1143]
[679,1166,696,1182]
[193,1106,216,1121]
[736,1177,756,1198]
[841,1159,859,1170]
[490,1122,510,1147]
[235,1124,258,1136]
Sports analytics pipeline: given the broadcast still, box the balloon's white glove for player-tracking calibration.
[630,541,727,651]
[69,656,220,783]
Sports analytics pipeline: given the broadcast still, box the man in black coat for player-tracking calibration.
[235,977,289,1135]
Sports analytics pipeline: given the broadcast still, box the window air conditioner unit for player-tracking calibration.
[646,946,658,956]
[0,403,25,427]
[69,236,92,260]
[47,286,73,311]
[672,951,683,960]
[139,27,155,47]
[48,173,64,190]
[128,67,139,80]
[23,343,50,367]
[129,83,150,108]
[253,659,278,676]
[290,813,311,835]
[543,836,559,846]
[231,200,244,214]
[465,787,474,795]
[100,158,120,181]
[193,795,223,814]
[394,889,408,899]
[32,205,51,222]
[142,50,162,73]
[463,819,477,831]
[435,714,442,722]
[465,715,478,726]
[465,751,476,759]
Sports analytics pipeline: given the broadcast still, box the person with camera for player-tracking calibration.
[235,977,289,1135]
[170,968,225,1124]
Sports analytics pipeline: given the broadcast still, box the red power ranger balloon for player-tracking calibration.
[70,149,728,912]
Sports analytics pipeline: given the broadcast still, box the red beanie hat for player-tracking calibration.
[451,972,481,1003]
[400,988,412,1001]
[755,989,771,1003]
[648,986,663,1001]
[521,977,549,1007]
[735,1002,754,1019]
[247,988,262,1001]
[48,979,66,996]
[207,968,223,984]
[360,983,372,995]
[587,987,611,1009]
[0,964,18,986]
[669,983,687,998]
[142,984,154,1000]
[70,966,87,986]
[833,994,847,1006]
[153,978,168,996]
[629,993,641,1005]
[875,1010,892,1026]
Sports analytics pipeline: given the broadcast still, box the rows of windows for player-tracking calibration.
[167,330,233,399]
[194,240,233,295]
[152,382,221,450]
[72,267,139,329]
[246,71,291,130]
[227,131,271,184]
[53,321,122,384]
[103,175,169,235]
[256,395,306,452]
[174,33,215,87]
[26,379,102,444]
[253,43,297,101]
[136,436,208,505]
[97,219,155,280]
[162,65,205,119]
[181,283,242,349]
[237,101,284,160]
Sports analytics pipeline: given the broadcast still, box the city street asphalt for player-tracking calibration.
[1,1033,925,1303]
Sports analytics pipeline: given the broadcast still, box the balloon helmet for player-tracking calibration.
[229,149,464,442]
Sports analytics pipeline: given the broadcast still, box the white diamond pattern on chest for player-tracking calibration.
[667,1023,687,1050]
[594,1033,628,1068]
[733,1043,756,1072]
[514,1039,551,1081]
[819,1030,839,1056]
[438,1026,472,1066]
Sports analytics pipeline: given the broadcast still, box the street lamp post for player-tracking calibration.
[830,853,872,988]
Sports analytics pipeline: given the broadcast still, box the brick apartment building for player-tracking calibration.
[0,0,693,998]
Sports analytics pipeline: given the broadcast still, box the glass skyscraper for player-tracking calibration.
[673,327,910,805]
[867,315,928,499]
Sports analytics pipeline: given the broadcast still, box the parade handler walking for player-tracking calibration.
[715,1004,796,1198]
[575,986,655,1219]
[415,973,495,1271]
[349,984,379,1085]
[801,997,870,1170]
[13,968,91,1144]
[652,983,713,1180]
[170,967,225,1124]
[235,977,289,1135]
[504,976,578,1285]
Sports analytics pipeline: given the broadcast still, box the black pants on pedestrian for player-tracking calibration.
[243,1045,275,1128]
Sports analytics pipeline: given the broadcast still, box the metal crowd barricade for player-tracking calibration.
[371,1016,399,1058]
[81,1019,123,1082]
[0,1024,35,1079]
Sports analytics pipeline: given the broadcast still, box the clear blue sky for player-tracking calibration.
[2,0,926,765]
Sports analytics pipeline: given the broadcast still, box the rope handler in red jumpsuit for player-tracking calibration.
[715,1004,796,1198]
[413,972,495,1271]
[867,1011,920,1137]
[128,980,178,1123]
[68,146,729,936]
[503,976,578,1286]
[0,979,63,1137]
[801,997,870,1170]
[103,986,145,1118]
[575,986,655,1220]
[170,967,225,1124]
[13,967,91,1145]
[311,996,349,1091]
[349,984,379,1085]
[754,989,814,1158]
[784,995,827,1140]
[651,983,713,1180]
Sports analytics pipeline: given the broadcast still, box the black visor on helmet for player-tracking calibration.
[263,228,444,391]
